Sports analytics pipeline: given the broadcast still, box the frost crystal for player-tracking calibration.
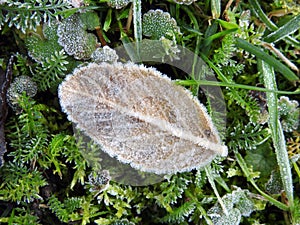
[142,9,181,39]
[91,46,119,63]
[173,0,197,5]
[278,96,299,132]
[57,13,99,60]
[6,76,37,112]
[265,170,283,194]
[107,0,132,9]
[58,62,227,175]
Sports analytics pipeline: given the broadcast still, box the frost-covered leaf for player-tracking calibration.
[58,62,227,175]
[86,170,111,195]
[208,188,256,225]
[142,9,180,39]
[265,170,283,194]
[210,208,241,225]
[6,76,37,112]
[64,0,85,8]
[91,46,119,63]
[278,96,299,132]
[173,0,197,5]
[57,12,99,60]
[111,219,135,225]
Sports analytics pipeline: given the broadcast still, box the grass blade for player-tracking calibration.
[263,14,300,43]
[258,59,294,209]
[211,0,221,19]
[249,0,300,47]
[236,38,299,82]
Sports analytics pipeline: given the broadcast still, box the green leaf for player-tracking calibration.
[236,38,299,82]
[216,19,239,30]
[103,8,112,32]
[203,28,238,47]
[248,0,300,46]
[245,143,277,179]
[263,14,300,43]
[79,11,100,30]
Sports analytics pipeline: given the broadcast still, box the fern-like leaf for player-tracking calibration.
[160,201,196,224]
[6,94,50,166]
[227,122,270,151]
[0,163,47,203]
[32,50,69,91]
[0,0,71,33]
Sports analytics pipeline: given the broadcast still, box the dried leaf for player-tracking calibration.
[58,62,227,174]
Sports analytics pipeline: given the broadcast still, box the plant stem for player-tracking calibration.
[205,166,228,215]
[234,149,290,211]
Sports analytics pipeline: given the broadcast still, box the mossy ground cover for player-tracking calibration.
[0,0,299,224]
